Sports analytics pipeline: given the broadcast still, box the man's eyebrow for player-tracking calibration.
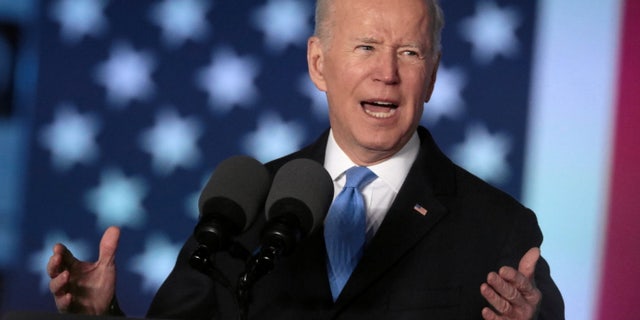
[355,37,381,44]
[354,37,425,49]
[401,42,424,49]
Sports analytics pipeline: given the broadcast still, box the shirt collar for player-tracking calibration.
[324,130,420,193]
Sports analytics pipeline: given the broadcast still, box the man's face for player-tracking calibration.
[308,0,439,165]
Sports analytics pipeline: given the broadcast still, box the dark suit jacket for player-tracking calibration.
[147,126,564,319]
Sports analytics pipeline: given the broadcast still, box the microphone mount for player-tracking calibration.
[236,215,302,320]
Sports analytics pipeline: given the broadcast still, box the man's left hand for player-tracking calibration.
[480,247,542,320]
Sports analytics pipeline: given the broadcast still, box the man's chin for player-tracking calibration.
[357,139,404,160]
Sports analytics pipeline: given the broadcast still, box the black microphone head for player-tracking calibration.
[265,158,334,236]
[198,155,270,235]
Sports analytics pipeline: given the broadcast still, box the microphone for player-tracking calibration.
[262,158,334,255]
[237,158,333,306]
[190,155,270,270]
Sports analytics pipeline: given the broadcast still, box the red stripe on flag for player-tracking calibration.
[597,0,640,318]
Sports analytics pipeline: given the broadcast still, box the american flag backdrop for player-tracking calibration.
[0,0,637,319]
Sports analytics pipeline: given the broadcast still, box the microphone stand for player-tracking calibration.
[191,216,305,320]
[189,242,252,320]
[189,245,228,287]
[236,245,279,320]
[236,218,300,320]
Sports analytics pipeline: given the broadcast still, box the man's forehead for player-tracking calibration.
[331,0,430,15]
[330,0,431,29]
[338,14,431,43]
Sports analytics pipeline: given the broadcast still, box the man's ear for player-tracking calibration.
[307,36,327,92]
[424,52,441,103]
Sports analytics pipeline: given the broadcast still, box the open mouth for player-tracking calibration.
[361,101,398,119]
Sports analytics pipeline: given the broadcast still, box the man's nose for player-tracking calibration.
[373,52,400,84]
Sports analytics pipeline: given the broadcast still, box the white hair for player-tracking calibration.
[313,0,445,55]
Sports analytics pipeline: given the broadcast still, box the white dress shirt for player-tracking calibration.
[324,130,420,242]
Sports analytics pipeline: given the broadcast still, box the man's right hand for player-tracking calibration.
[47,226,120,315]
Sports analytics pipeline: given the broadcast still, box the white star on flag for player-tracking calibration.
[423,64,467,125]
[139,109,203,176]
[85,168,148,229]
[94,42,156,108]
[252,0,312,53]
[196,47,260,113]
[150,0,211,48]
[459,1,521,64]
[242,112,305,163]
[129,233,182,293]
[39,103,100,171]
[452,123,511,185]
[50,0,108,43]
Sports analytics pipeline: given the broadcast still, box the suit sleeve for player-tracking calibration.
[501,208,565,320]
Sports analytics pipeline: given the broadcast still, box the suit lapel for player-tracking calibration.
[331,127,456,311]
[273,127,457,314]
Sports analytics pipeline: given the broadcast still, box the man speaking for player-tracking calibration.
[47,0,564,318]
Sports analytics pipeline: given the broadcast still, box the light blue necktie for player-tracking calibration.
[324,166,377,301]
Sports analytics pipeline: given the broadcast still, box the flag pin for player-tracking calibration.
[413,204,428,216]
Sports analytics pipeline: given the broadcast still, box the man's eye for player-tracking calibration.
[402,50,419,57]
[357,45,374,51]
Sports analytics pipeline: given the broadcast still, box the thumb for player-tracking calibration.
[518,247,540,280]
[98,226,121,266]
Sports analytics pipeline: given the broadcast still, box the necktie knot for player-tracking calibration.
[344,166,377,190]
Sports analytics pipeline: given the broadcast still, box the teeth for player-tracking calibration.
[372,101,395,107]
[365,108,396,118]
[360,101,398,118]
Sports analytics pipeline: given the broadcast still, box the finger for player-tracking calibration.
[54,243,77,267]
[47,250,63,278]
[480,277,515,315]
[55,292,73,313]
[98,226,120,266]
[518,247,540,279]
[481,306,500,320]
[49,270,69,297]
[498,267,542,312]
[488,270,521,302]
[499,265,535,295]
[48,243,75,277]
[515,247,543,305]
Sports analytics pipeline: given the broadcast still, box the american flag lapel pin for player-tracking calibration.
[413,204,428,216]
